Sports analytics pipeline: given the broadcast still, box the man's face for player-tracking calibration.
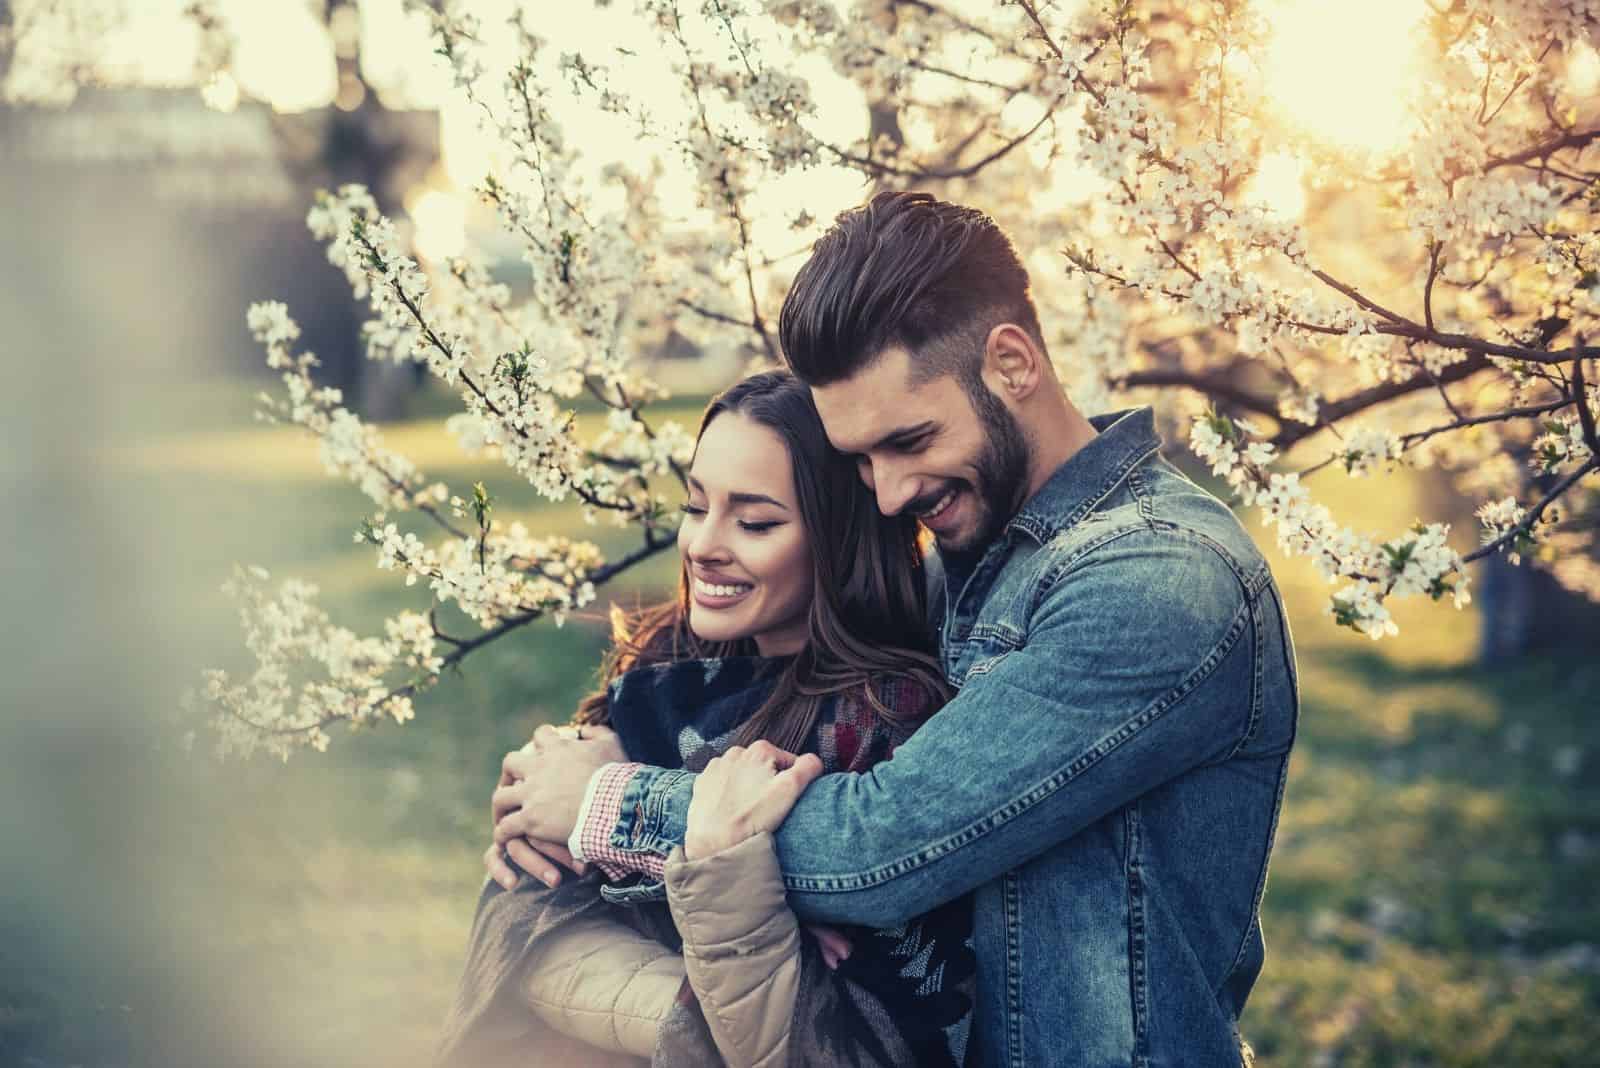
[811,347,1031,554]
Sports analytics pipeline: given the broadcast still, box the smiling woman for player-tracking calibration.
[679,412,812,656]
[571,369,947,754]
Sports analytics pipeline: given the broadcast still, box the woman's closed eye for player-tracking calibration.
[680,503,782,534]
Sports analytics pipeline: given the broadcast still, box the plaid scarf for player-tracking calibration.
[440,656,975,1067]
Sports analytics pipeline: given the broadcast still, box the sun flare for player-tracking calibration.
[1261,0,1427,154]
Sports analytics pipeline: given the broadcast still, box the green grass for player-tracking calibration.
[4,383,1596,1067]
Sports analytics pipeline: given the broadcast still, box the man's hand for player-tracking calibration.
[485,723,624,891]
[683,740,824,861]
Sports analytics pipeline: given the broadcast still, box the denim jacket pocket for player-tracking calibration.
[947,622,1026,685]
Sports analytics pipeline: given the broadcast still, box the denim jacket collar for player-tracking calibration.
[1005,406,1162,545]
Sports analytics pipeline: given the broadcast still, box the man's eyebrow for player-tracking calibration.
[863,420,938,452]
[685,475,789,510]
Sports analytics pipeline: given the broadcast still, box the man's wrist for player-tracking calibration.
[569,761,640,864]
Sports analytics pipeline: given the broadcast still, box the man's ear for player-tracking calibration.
[984,323,1044,400]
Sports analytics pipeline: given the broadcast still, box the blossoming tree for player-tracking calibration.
[9,0,1594,757]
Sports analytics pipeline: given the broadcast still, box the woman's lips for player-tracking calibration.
[692,576,754,609]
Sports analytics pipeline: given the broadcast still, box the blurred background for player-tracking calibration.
[1,2,1597,1066]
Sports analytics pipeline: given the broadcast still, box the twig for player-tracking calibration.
[1574,357,1599,460]
[1463,457,1597,563]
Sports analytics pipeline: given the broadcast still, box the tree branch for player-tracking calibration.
[1274,353,1494,449]
[1574,357,1599,461]
[1117,368,1280,419]
[1462,458,1598,563]
[1484,127,1600,172]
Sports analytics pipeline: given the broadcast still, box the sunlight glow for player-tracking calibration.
[228,2,337,113]
[1261,0,1427,153]
[200,71,241,113]
[410,189,468,262]
[1244,150,1307,218]
[1570,40,1600,97]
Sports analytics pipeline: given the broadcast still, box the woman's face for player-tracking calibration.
[679,411,813,656]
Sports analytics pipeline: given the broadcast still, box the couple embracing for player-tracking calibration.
[439,192,1298,1068]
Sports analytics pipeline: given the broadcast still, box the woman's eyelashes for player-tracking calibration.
[678,502,782,534]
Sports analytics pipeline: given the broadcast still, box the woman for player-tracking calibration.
[439,371,974,1067]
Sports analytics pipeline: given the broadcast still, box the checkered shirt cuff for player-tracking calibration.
[568,762,666,883]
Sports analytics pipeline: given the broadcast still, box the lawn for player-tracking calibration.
[2,380,1595,1067]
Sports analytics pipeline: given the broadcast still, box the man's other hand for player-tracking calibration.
[487,723,624,888]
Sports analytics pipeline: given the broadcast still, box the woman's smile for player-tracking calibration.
[692,573,756,607]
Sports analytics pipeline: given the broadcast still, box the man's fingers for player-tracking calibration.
[501,749,531,779]
[491,782,524,822]
[534,839,589,877]
[767,746,805,771]
[505,837,563,888]
[493,811,528,847]
[780,752,825,789]
[484,844,519,891]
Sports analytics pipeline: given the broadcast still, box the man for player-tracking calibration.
[493,192,1298,1066]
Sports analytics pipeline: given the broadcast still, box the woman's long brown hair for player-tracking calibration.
[573,370,950,752]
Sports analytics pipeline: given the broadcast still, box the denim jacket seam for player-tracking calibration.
[966,620,1024,644]
[1009,441,1160,545]
[1127,464,1156,524]
[1003,871,1024,1068]
[1219,748,1293,988]
[1125,805,1150,1066]
[776,593,1254,895]
[1221,602,1301,987]
[644,768,695,851]
[614,768,693,855]
[1222,589,1267,763]
[1034,519,1163,597]
[609,768,651,850]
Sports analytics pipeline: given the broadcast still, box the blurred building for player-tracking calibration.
[0,85,438,404]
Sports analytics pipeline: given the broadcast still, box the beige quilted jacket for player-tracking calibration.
[520,832,798,1067]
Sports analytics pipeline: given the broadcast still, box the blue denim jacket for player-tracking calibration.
[600,408,1298,1067]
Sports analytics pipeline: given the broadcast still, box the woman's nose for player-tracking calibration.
[686,515,732,562]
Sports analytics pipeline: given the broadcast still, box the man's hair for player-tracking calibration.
[777,191,1044,391]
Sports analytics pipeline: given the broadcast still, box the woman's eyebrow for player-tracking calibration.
[728,492,789,510]
[684,476,789,511]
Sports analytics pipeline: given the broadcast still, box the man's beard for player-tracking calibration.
[939,380,1031,554]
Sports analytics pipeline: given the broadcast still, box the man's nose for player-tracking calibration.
[870,462,920,517]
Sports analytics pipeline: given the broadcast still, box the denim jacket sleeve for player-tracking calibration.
[605,527,1263,926]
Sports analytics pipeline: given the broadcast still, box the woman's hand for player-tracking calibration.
[683,740,825,861]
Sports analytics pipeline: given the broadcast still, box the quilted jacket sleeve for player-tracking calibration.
[519,913,688,1060]
[664,832,800,1068]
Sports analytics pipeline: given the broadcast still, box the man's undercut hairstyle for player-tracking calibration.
[778,191,1045,394]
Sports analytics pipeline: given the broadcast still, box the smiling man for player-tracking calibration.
[493,192,1299,1067]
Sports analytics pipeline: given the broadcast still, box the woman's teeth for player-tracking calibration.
[921,488,957,520]
[695,578,753,598]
